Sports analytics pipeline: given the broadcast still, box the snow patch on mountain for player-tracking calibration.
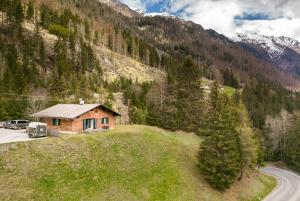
[273,36,300,53]
[144,12,177,19]
[132,8,144,15]
[232,33,283,59]
[232,33,300,59]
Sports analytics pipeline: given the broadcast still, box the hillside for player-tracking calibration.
[131,14,300,89]
[1,0,300,181]
[1,0,300,122]
[0,125,276,201]
[23,20,164,83]
[233,33,300,78]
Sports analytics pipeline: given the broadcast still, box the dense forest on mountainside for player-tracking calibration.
[0,0,299,122]
[1,0,300,189]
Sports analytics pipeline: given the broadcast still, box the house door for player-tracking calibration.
[83,119,96,130]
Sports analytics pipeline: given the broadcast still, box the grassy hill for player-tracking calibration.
[0,125,275,201]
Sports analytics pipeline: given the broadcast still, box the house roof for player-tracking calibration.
[31,104,120,119]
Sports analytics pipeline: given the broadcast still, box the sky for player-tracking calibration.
[120,0,300,41]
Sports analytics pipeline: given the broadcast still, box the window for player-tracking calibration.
[52,119,61,126]
[101,117,109,124]
[83,119,96,130]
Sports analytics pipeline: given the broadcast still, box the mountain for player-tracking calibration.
[84,0,300,88]
[132,15,300,89]
[97,0,140,17]
[1,0,299,122]
[233,33,300,77]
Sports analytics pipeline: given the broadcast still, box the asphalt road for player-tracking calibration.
[0,128,34,144]
[262,166,300,201]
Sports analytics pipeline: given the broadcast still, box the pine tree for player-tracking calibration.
[15,0,24,25]
[175,56,204,132]
[0,0,9,29]
[94,31,99,44]
[236,103,261,179]
[283,114,300,172]
[84,19,90,41]
[39,38,46,69]
[26,0,34,20]
[198,81,241,190]
[161,75,178,130]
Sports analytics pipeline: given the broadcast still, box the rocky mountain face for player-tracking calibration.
[233,33,300,77]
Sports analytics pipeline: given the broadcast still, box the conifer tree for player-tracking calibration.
[84,19,90,41]
[161,75,179,130]
[39,38,46,69]
[235,103,261,179]
[176,56,204,132]
[26,0,34,20]
[199,81,241,190]
[15,0,24,26]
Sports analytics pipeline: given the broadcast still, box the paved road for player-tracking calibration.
[262,166,300,201]
[0,128,34,144]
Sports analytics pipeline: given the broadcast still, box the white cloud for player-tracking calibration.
[235,18,300,40]
[120,0,146,11]
[120,0,300,40]
[178,0,241,36]
[168,0,300,41]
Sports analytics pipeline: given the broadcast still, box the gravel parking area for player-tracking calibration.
[0,128,36,144]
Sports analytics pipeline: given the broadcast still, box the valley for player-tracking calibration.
[1,0,300,200]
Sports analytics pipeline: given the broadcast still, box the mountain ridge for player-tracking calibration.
[96,0,300,85]
[233,32,300,77]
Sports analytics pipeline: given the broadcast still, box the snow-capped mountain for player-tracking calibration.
[132,8,144,15]
[97,0,141,17]
[233,33,300,77]
[274,36,300,52]
[144,12,177,19]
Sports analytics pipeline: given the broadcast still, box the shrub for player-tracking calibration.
[48,24,69,39]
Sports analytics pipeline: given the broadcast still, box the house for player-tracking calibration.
[31,103,120,133]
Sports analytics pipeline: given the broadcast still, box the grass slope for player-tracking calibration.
[0,125,275,201]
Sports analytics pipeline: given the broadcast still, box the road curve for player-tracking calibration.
[262,166,300,201]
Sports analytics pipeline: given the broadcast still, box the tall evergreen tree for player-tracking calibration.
[175,56,204,132]
[15,0,24,25]
[284,114,300,172]
[199,81,241,190]
[39,38,46,69]
[26,0,34,20]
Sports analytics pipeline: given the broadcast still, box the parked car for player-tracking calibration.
[0,121,5,128]
[9,120,30,130]
[3,121,11,129]
[27,122,47,138]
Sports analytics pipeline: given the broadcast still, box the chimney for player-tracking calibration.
[79,98,85,105]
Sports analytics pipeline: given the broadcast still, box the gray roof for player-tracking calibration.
[31,104,120,119]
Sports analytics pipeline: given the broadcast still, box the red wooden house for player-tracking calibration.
[31,104,120,133]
